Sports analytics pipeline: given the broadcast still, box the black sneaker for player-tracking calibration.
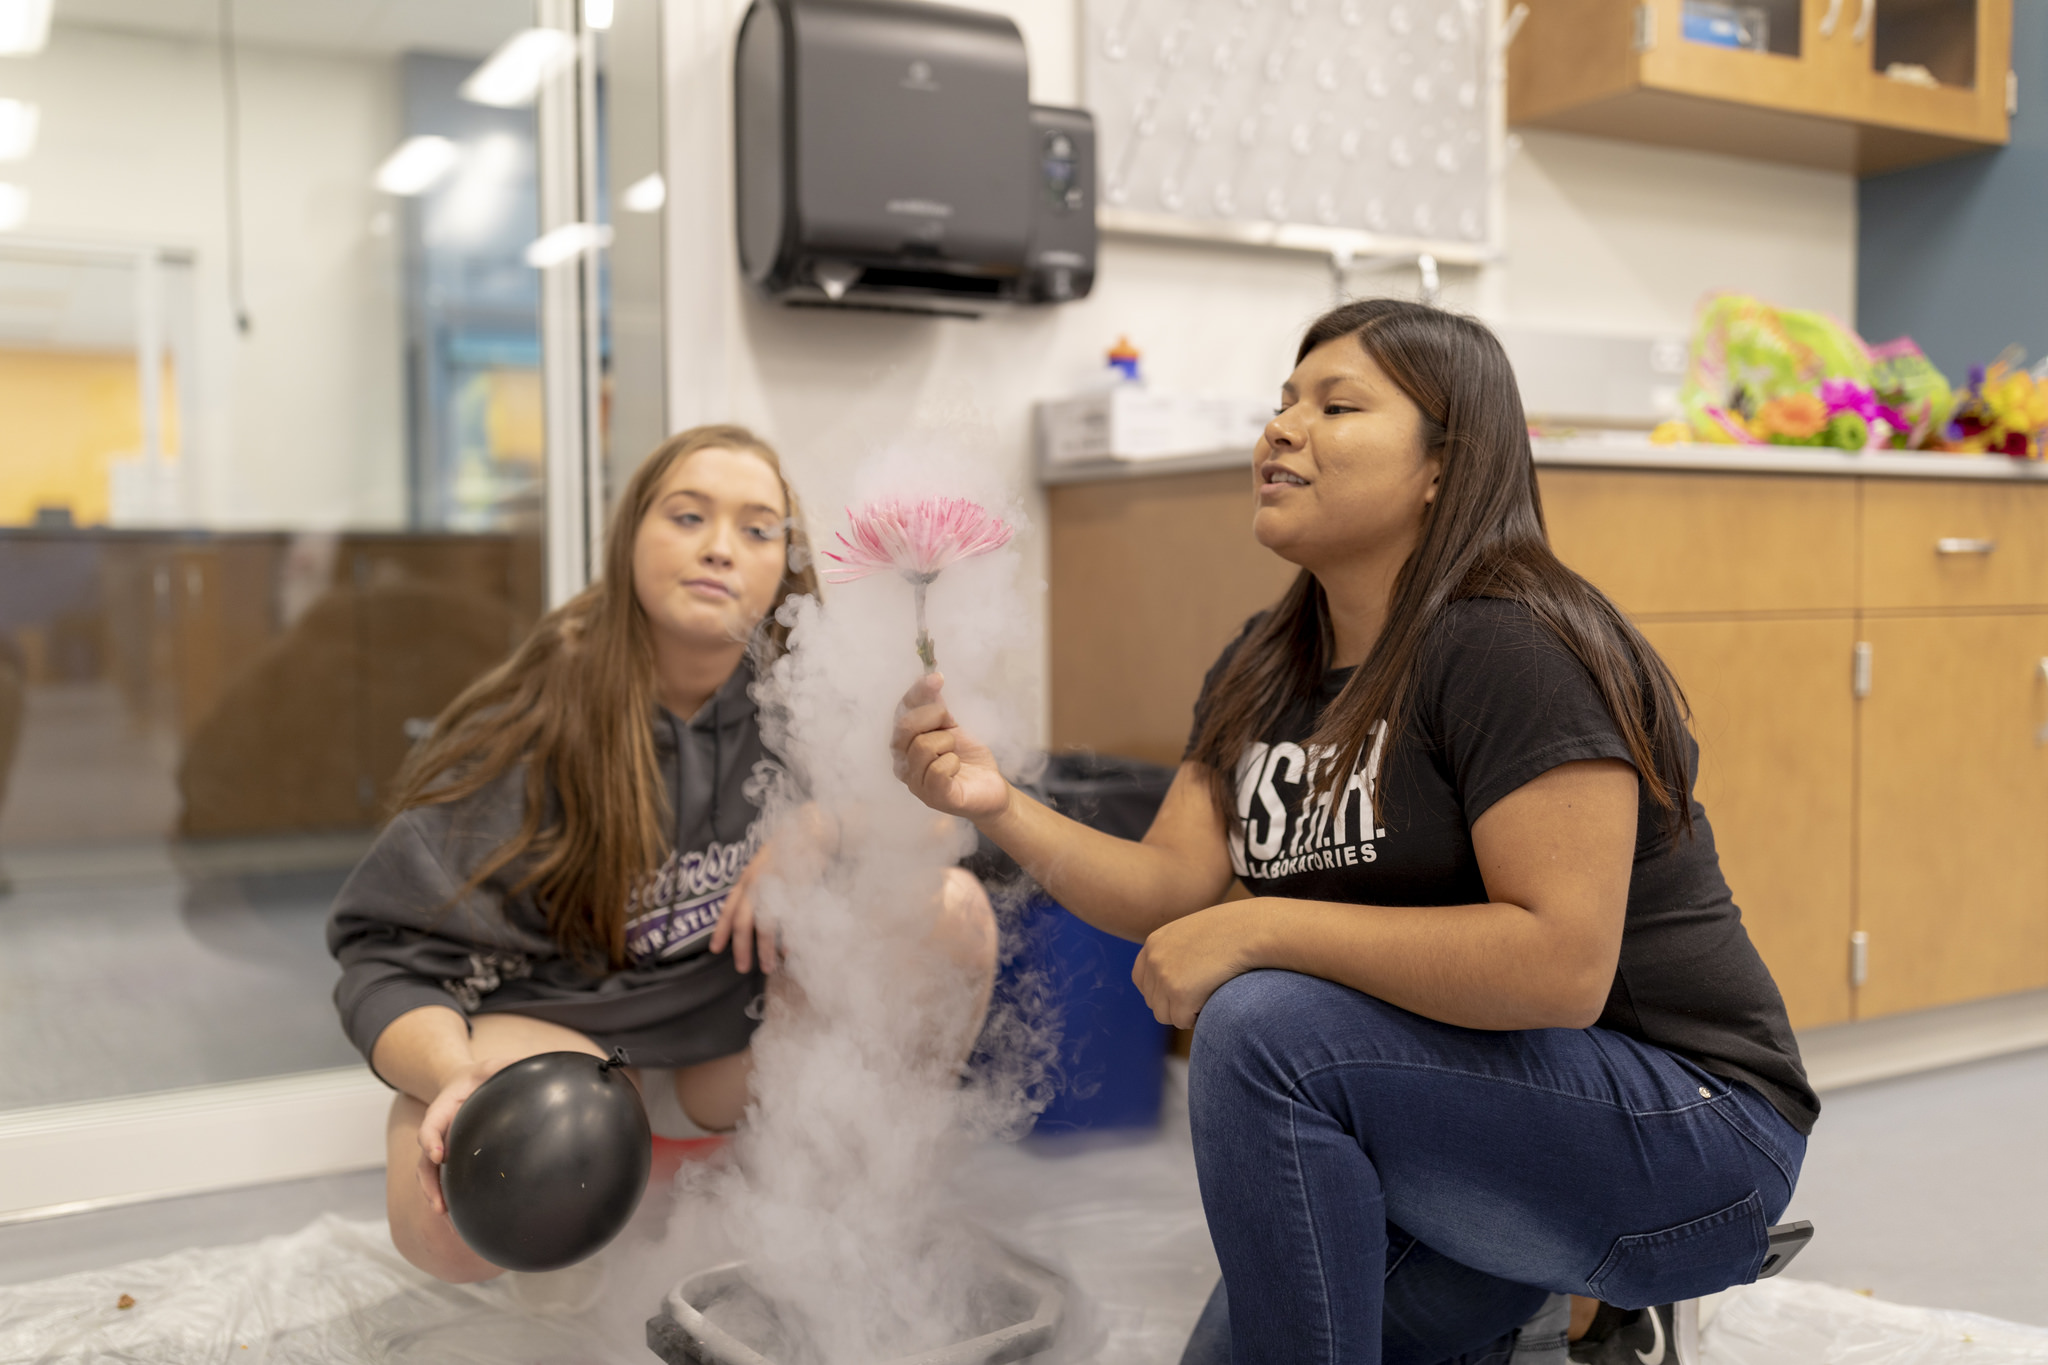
[1566,1300,1699,1365]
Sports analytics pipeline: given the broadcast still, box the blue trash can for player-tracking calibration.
[1022,894,1172,1133]
[975,753,1177,1134]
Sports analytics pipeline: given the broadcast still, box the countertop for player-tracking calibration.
[1039,435,2048,486]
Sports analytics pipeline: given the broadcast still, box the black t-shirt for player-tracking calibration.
[1186,597,1818,1134]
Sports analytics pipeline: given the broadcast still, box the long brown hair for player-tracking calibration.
[391,424,821,968]
[1188,299,1694,838]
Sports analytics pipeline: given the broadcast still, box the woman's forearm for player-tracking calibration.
[1244,896,1618,1031]
[371,1005,478,1102]
[976,784,1230,942]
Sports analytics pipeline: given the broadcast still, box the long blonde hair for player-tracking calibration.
[392,424,820,968]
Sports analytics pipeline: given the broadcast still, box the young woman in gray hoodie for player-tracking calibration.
[326,424,997,1283]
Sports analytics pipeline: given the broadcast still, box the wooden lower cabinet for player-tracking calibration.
[1541,470,1857,617]
[1048,464,2048,1024]
[1639,616,1858,1029]
[1854,613,2048,1017]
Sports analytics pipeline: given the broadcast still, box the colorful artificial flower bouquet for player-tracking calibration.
[1943,350,2048,460]
[1642,293,2048,457]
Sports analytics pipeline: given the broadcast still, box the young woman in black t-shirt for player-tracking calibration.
[894,300,1816,1365]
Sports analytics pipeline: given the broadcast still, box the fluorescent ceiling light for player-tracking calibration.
[620,172,665,213]
[0,183,25,232]
[0,0,52,56]
[374,135,459,195]
[460,28,575,108]
[0,98,35,160]
[524,221,613,268]
[584,0,615,31]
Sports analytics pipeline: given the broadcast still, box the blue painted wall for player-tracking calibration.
[1858,3,2048,381]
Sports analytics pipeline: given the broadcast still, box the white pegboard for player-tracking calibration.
[1082,0,1502,262]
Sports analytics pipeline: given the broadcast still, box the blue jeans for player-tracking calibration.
[1181,971,1805,1365]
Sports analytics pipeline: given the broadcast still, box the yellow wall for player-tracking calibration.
[0,348,180,526]
[484,366,544,465]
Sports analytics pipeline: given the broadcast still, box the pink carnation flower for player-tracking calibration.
[823,496,1014,584]
[822,495,1014,670]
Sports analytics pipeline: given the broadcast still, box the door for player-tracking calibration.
[1639,0,1854,120]
[1846,0,2010,143]
[1855,613,2048,1017]
[0,2,589,1118]
[1641,616,1859,1028]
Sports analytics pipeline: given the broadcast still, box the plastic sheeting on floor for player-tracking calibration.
[0,1077,1222,1365]
[0,1213,628,1365]
[8,1209,2048,1365]
[1705,1277,2048,1365]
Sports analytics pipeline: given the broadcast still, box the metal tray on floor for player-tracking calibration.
[645,1241,1064,1365]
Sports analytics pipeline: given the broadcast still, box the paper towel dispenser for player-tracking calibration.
[734,0,1095,315]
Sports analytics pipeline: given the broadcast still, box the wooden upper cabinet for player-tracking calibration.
[1508,0,2010,173]
[1539,470,1856,616]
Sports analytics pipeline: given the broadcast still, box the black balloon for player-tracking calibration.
[441,1049,653,1273]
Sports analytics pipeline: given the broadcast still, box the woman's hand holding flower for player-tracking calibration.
[891,673,1010,822]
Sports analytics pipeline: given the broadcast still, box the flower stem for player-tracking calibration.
[913,576,936,673]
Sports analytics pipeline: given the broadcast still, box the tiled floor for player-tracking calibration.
[0,672,372,1107]
[1777,1045,2048,1327]
[0,836,366,1108]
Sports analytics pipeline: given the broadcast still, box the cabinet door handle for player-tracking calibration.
[2038,659,2048,745]
[1935,537,1997,555]
[1852,641,1872,698]
[1852,0,1872,42]
[1819,0,1844,37]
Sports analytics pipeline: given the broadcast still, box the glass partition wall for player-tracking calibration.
[0,0,622,1114]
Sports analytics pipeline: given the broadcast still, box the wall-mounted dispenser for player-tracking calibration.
[734,0,1096,315]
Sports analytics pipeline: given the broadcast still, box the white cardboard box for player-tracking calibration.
[1038,389,1269,466]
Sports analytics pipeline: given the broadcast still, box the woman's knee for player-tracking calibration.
[466,1012,608,1067]
[1189,969,1406,1102]
[932,866,998,978]
[1188,971,1316,1113]
[1193,970,1328,1060]
[672,1049,752,1133]
[384,1094,498,1284]
[382,1014,611,1284]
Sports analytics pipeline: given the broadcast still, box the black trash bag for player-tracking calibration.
[963,752,1176,887]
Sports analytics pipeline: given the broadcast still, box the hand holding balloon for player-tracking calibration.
[415,1056,513,1217]
[438,1050,653,1273]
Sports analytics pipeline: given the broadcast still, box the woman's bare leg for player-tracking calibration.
[677,865,998,1127]
[932,865,1000,1058]
[384,1013,610,1283]
[671,1048,754,1133]
[393,871,997,1280]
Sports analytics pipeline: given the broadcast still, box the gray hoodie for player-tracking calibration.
[326,662,777,1081]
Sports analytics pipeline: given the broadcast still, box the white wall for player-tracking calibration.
[2,23,406,529]
[663,0,1859,746]
[1494,129,1857,335]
